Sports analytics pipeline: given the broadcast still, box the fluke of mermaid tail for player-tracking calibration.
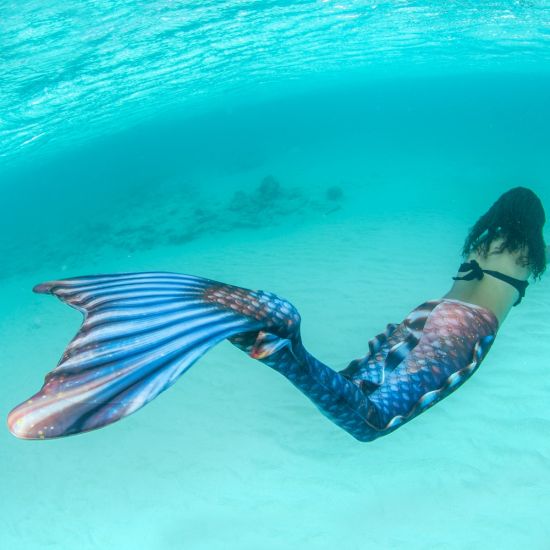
[7,272,301,439]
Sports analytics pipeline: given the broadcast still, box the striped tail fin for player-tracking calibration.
[7,272,270,439]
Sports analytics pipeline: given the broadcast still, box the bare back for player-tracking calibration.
[443,236,531,325]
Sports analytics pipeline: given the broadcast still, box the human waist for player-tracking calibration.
[443,283,512,327]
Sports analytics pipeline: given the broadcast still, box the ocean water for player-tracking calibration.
[2,1,550,549]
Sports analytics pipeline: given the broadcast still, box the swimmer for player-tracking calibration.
[7,187,549,442]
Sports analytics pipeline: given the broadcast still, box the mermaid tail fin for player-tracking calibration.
[7,272,270,439]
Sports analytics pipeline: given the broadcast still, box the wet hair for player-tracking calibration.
[461,187,547,279]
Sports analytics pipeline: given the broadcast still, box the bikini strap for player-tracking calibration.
[452,260,484,281]
[482,269,528,306]
[452,259,528,306]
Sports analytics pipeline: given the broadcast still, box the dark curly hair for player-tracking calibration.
[461,187,547,279]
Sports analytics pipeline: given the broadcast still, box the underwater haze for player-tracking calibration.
[1,1,550,549]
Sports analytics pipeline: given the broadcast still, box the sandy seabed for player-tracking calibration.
[1,177,550,549]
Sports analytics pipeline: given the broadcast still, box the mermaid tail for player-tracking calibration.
[7,272,499,443]
[7,272,299,439]
[233,299,498,441]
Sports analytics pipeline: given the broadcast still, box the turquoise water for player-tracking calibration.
[2,2,550,549]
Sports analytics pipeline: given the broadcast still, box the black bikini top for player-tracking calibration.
[452,259,529,307]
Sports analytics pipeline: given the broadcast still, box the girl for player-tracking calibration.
[8,187,548,442]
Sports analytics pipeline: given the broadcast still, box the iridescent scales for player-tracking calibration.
[8,272,499,443]
[202,284,300,337]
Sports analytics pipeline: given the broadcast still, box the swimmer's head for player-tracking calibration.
[461,187,546,279]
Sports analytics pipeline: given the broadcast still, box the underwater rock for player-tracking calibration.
[192,207,220,233]
[228,190,249,212]
[226,177,284,223]
[226,175,313,222]
[167,230,197,245]
[193,207,209,220]
[257,175,281,201]
[326,185,343,202]
[5,173,344,278]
